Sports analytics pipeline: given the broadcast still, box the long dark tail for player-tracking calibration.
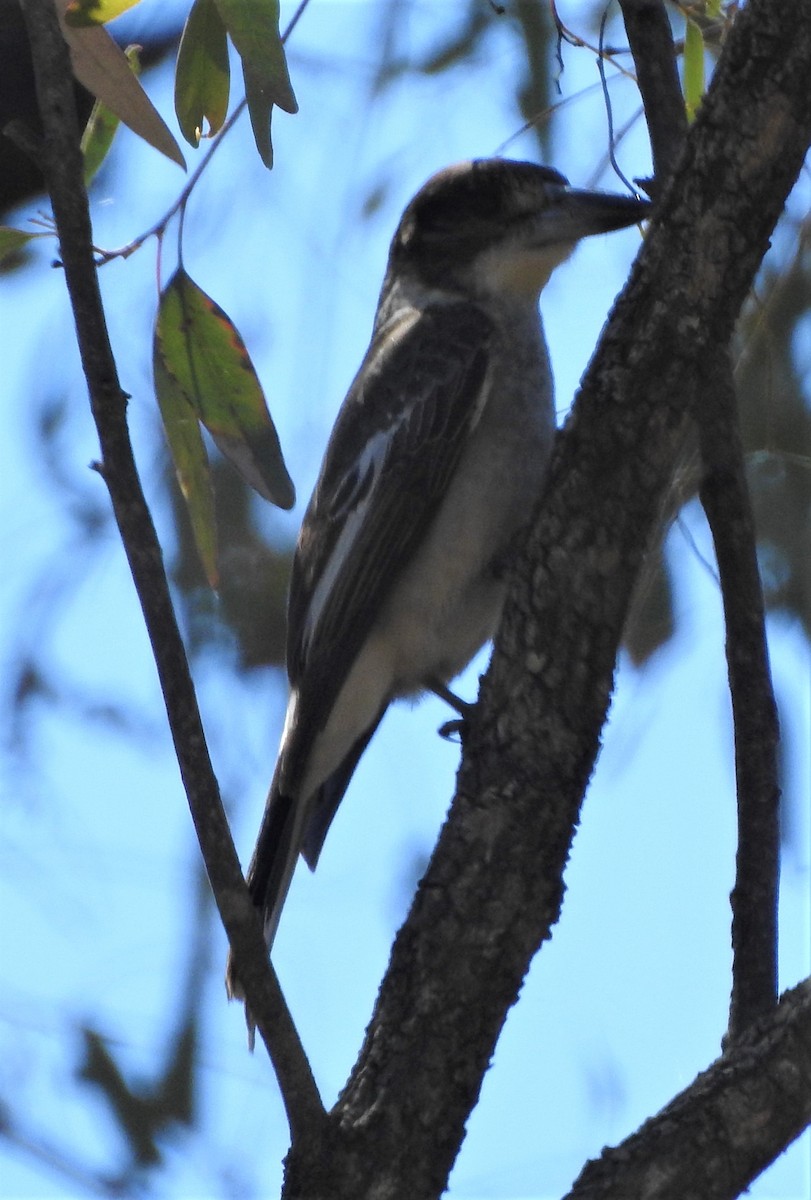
[300,707,387,869]
[225,706,388,1001]
[224,763,301,1001]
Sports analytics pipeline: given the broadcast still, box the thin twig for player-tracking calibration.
[549,0,636,73]
[94,0,313,266]
[597,6,638,192]
[20,0,325,1140]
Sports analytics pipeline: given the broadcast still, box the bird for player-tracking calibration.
[226,158,650,997]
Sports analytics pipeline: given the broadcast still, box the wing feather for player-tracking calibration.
[287,301,494,742]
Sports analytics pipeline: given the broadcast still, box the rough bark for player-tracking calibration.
[566,978,811,1200]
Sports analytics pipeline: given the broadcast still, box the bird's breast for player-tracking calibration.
[376,317,555,693]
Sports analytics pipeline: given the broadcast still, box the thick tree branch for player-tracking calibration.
[281,0,811,1195]
[619,0,781,1037]
[565,977,811,1200]
[19,0,325,1144]
[698,355,781,1038]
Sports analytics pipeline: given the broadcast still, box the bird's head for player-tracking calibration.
[384,158,651,303]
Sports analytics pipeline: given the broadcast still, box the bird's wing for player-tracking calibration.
[285,301,495,751]
[230,302,496,961]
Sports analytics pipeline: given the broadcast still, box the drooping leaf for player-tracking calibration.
[175,0,231,147]
[154,269,295,511]
[64,0,141,27]
[81,44,140,183]
[55,0,185,169]
[213,0,297,114]
[153,350,219,589]
[242,63,275,168]
[212,0,296,165]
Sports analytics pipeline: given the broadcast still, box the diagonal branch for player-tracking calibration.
[19,0,325,1144]
[565,977,811,1200]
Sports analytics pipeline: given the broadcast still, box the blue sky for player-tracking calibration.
[1,2,808,1197]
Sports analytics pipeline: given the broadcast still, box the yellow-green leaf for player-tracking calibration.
[64,0,141,26]
[81,44,140,183]
[213,0,297,114]
[153,351,219,589]
[154,269,295,510]
[683,19,705,123]
[56,0,185,169]
[175,0,231,147]
[0,227,40,264]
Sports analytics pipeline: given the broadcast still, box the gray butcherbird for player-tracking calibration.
[227,158,649,997]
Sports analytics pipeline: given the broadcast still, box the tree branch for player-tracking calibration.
[565,977,811,1200]
[19,0,325,1144]
[282,0,811,1193]
[618,0,686,184]
[698,354,781,1038]
[619,0,781,1037]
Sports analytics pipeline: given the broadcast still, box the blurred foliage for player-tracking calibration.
[737,222,811,637]
[371,0,553,159]
[627,215,811,660]
[170,455,291,668]
[78,1019,196,1170]
[71,871,211,1186]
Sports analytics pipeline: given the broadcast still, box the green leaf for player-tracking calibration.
[0,227,41,264]
[56,0,185,169]
[213,0,297,112]
[81,44,140,183]
[175,0,231,147]
[213,0,297,166]
[683,19,705,123]
[154,269,296,511]
[242,63,275,168]
[64,0,141,26]
[153,349,219,589]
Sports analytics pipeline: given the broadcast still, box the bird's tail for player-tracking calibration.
[224,704,388,1006]
[224,763,303,1002]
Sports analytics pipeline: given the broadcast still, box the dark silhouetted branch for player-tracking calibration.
[698,354,781,1037]
[619,0,781,1039]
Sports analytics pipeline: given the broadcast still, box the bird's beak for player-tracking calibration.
[535,187,652,245]
[475,184,651,298]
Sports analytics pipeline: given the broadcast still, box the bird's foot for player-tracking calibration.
[427,678,475,742]
[437,716,466,742]
[427,677,473,716]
